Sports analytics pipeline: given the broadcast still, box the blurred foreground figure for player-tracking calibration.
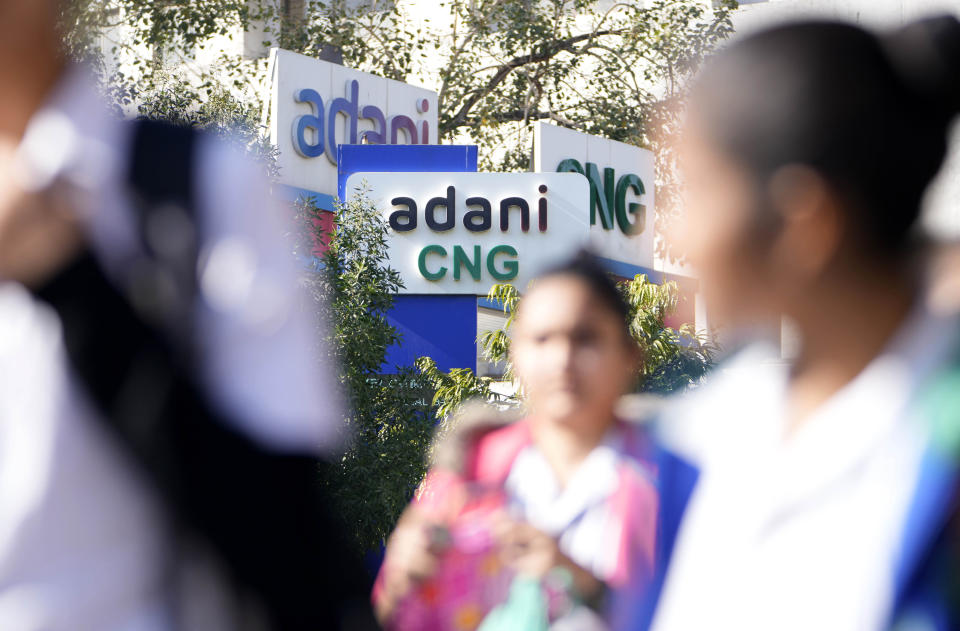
[374,253,658,631]
[0,1,375,629]
[630,16,960,631]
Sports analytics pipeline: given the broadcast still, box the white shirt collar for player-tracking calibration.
[771,303,959,507]
[675,303,958,518]
[506,426,624,535]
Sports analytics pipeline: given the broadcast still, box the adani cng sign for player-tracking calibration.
[345,172,590,295]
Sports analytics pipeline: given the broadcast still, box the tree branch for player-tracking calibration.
[461,108,583,127]
[442,27,622,134]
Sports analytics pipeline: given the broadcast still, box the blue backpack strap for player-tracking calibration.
[612,440,700,631]
[889,359,960,629]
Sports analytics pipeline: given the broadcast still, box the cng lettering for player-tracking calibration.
[556,159,645,236]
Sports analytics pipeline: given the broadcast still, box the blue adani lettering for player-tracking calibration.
[293,79,432,166]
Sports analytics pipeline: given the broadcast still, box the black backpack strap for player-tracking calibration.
[129,119,195,205]
[31,121,377,630]
[35,253,377,630]
[123,119,199,351]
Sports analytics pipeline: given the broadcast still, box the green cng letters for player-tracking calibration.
[390,185,551,282]
[417,244,517,282]
[556,159,645,236]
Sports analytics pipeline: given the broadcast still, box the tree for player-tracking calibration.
[622,274,717,393]
[418,274,717,418]
[60,0,736,260]
[133,69,280,180]
[296,187,438,554]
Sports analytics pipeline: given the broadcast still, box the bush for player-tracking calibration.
[298,187,437,553]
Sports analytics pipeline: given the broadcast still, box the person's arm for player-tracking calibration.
[374,504,450,624]
[191,136,345,454]
[374,468,469,624]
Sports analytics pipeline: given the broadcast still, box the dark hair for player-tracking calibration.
[691,16,960,253]
[532,250,631,330]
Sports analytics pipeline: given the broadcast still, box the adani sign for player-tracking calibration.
[264,48,439,198]
[345,172,590,295]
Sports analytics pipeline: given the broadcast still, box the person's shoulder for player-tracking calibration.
[674,341,784,403]
[473,416,532,473]
[651,342,788,464]
[430,403,529,484]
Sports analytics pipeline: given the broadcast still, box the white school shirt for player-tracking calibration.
[504,426,628,583]
[0,66,343,631]
[650,306,959,631]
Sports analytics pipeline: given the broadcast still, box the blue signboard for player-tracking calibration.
[337,144,480,374]
[338,144,478,200]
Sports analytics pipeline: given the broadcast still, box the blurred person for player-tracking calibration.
[373,252,659,631]
[0,1,375,630]
[626,16,960,631]
[927,241,960,316]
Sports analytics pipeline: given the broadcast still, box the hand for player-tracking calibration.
[0,143,84,287]
[493,513,605,602]
[493,514,565,579]
[376,506,449,623]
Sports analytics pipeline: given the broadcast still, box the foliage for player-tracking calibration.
[622,274,718,393]
[416,357,495,421]
[315,185,404,375]
[435,0,735,177]
[60,0,737,260]
[475,283,522,382]
[298,187,437,553]
[420,274,716,417]
[416,284,522,419]
[133,69,280,180]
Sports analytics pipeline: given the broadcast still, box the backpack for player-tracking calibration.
[34,119,377,631]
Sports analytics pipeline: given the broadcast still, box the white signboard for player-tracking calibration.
[264,48,439,196]
[533,122,656,269]
[345,172,591,295]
